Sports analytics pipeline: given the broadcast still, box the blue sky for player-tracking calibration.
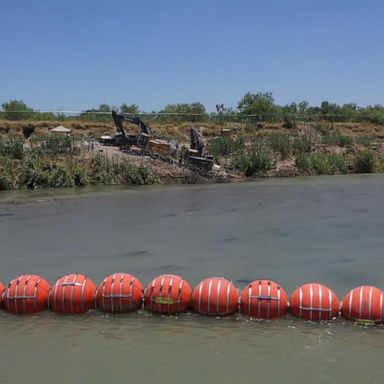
[1,0,383,112]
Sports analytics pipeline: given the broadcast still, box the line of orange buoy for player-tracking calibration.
[0,273,383,323]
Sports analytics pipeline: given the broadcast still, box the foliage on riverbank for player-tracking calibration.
[1,129,384,191]
[207,133,384,177]
[0,136,158,190]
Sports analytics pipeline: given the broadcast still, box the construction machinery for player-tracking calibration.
[100,111,171,157]
[99,111,139,147]
[181,128,214,171]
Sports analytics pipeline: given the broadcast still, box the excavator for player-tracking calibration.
[100,112,213,171]
[182,127,214,171]
[99,111,171,156]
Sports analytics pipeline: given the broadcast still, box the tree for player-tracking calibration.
[298,101,309,115]
[237,92,277,117]
[120,103,140,114]
[96,103,112,112]
[79,103,114,122]
[159,102,208,122]
[1,99,34,120]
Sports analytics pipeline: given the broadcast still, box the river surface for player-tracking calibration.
[0,175,383,383]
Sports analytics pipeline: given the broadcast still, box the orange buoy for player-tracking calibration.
[340,285,383,322]
[290,283,339,321]
[191,277,239,316]
[96,273,143,313]
[49,273,96,314]
[0,281,4,305]
[240,280,288,319]
[144,274,192,314]
[4,274,50,314]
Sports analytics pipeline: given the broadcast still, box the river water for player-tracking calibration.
[0,175,383,383]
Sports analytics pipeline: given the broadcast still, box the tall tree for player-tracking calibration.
[160,102,208,122]
[1,99,33,120]
[120,103,140,114]
[237,92,277,116]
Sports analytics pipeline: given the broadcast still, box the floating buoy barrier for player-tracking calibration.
[191,277,239,316]
[96,273,143,313]
[4,275,50,314]
[290,283,339,321]
[49,273,96,314]
[340,285,383,322]
[144,274,192,314]
[240,280,288,319]
[0,271,383,325]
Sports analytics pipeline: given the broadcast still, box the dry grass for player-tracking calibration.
[2,119,384,142]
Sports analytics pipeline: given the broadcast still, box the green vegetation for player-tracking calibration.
[207,137,244,160]
[292,135,312,154]
[0,137,23,159]
[231,138,272,176]
[1,93,384,125]
[268,133,291,159]
[89,153,157,185]
[0,136,157,190]
[1,93,384,185]
[354,151,374,173]
[295,152,348,175]
[209,131,384,177]
[157,102,208,122]
[321,135,353,147]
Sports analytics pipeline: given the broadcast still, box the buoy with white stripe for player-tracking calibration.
[191,277,239,316]
[96,273,143,313]
[240,280,288,319]
[290,283,339,321]
[144,274,192,314]
[4,274,50,314]
[340,285,383,323]
[49,273,96,314]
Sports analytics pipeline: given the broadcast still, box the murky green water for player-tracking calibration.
[0,175,383,383]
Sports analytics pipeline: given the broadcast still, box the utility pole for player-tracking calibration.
[216,104,224,136]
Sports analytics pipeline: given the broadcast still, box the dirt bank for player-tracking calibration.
[2,119,384,141]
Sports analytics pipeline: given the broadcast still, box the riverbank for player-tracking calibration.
[1,119,384,190]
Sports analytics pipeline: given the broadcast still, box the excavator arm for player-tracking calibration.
[112,110,128,140]
[112,110,152,137]
[190,127,204,157]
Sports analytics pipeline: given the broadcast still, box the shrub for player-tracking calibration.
[321,135,353,147]
[267,133,291,159]
[295,153,312,172]
[355,136,373,147]
[19,156,49,189]
[89,153,157,185]
[0,158,14,190]
[293,135,312,154]
[89,153,118,184]
[329,154,348,173]
[282,116,296,129]
[376,156,384,172]
[119,160,157,185]
[47,163,76,188]
[354,151,374,173]
[0,137,24,160]
[207,137,244,159]
[232,141,272,176]
[295,152,347,175]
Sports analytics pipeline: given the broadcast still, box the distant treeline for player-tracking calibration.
[1,92,384,124]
